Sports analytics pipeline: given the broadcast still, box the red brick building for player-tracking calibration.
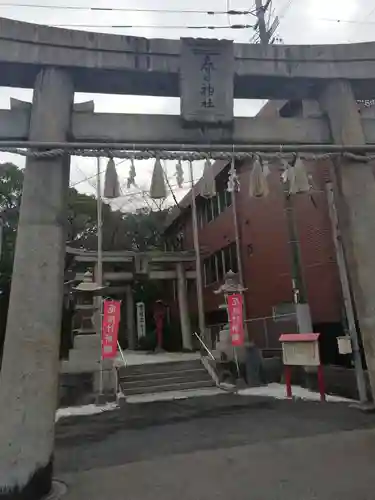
[163,100,375,361]
[164,156,344,358]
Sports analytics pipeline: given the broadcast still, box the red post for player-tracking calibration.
[285,365,292,398]
[155,317,163,349]
[318,364,326,402]
[153,300,166,351]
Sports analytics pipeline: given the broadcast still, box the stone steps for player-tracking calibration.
[121,379,215,396]
[121,367,208,382]
[119,358,216,397]
[121,370,209,389]
[118,359,203,377]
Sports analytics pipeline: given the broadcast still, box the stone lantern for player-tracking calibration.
[214,270,264,387]
[213,271,247,369]
[73,270,106,336]
[71,270,116,401]
[215,270,247,296]
[74,270,105,293]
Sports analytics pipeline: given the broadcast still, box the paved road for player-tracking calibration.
[55,394,375,499]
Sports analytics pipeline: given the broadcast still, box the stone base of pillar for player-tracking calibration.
[0,459,53,500]
[59,363,118,407]
[93,365,118,399]
[60,331,118,405]
[350,402,375,413]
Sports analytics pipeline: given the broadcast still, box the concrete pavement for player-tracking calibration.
[55,395,375,500]
[62,428,375,500]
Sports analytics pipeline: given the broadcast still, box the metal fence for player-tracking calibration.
[207,313,297,351]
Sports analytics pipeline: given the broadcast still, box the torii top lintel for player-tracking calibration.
[1,16,375,100]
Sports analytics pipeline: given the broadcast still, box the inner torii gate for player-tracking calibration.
[1,15,375,499]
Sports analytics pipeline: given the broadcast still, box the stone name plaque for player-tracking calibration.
[180,38,234,126]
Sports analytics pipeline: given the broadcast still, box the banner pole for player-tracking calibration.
[96,156,104,395]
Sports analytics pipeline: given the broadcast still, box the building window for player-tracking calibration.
[198,209,204,228]
[217,250,224,281]
[212,195,220,219]
[229,242,238,273]
[203,242,238,287]
[205,199,213,223]
[223,245,231,274]
[219,189,232,211]
[223,242,238,274]
[204,253,218,286]
[225,190,232,208]
[209,254,218,284]
[199,189,231,228]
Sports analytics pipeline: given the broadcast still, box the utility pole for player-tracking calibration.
[189,161,206,345]
[254,2,313,335]
[96,157,104,395]
[255,0,271,44]
[254,0,281,45]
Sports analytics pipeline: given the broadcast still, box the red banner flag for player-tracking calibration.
[228,294,244,346]
[102,300,121,359]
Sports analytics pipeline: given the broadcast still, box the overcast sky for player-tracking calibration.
[0,0,374,211]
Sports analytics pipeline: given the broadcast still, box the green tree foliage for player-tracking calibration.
[0,163,24,284]
[0,163,171,285]
[0,163,174,360]
[113,208,170,251]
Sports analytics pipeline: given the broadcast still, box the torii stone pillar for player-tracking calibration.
[125,284,137,350]
[0,68,73,499]
[320,80,375,401]
[176,262,193,351]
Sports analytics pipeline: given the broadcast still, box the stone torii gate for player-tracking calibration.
[1,15,375,499]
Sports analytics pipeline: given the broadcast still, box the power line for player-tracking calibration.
[0,2,257,15]
[74,164,97,192]
[277,0,295,20]
[70,165,202,197]
[292,16,375,26]
[40,23,256,30]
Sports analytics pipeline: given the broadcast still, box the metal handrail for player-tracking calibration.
[117,341,127,368]
[194,332,216,361]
